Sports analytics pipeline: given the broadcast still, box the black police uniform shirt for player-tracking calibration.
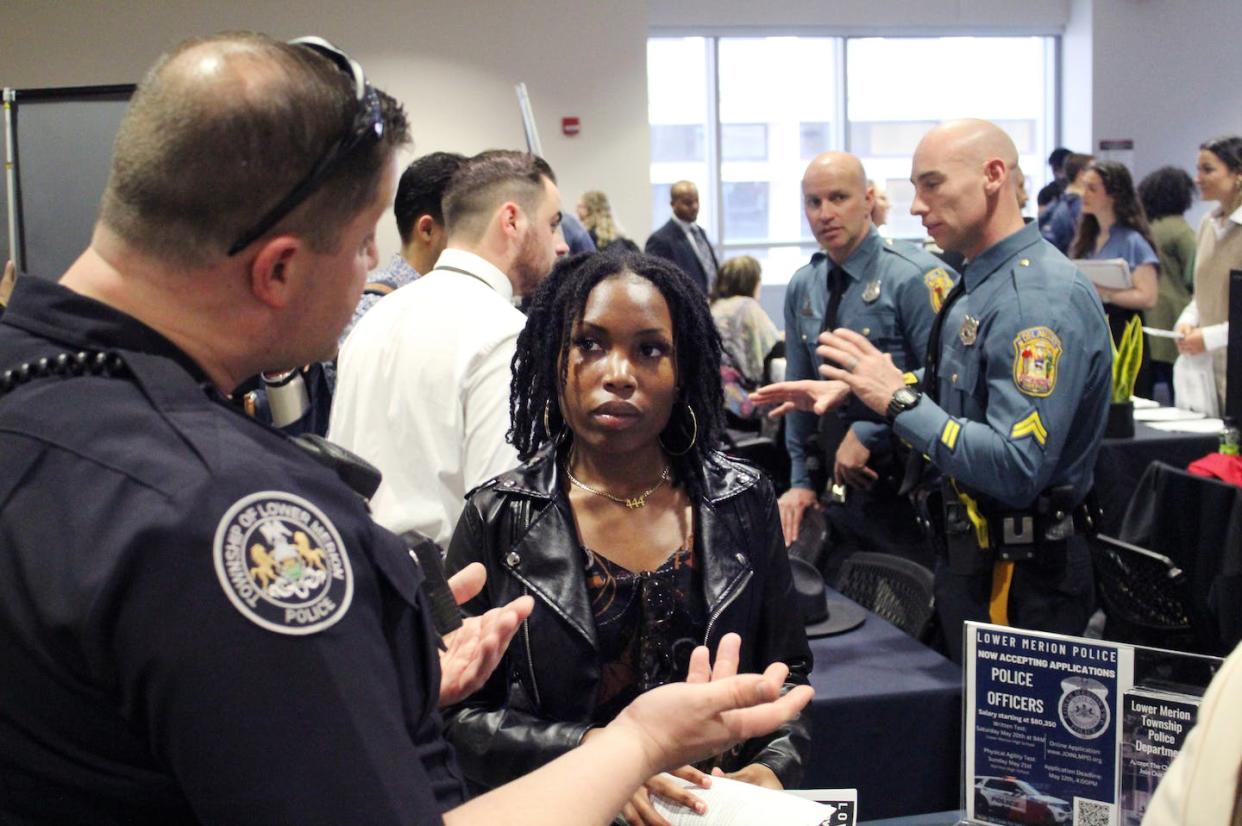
[0,278,464,825]
[893,220,1112,508]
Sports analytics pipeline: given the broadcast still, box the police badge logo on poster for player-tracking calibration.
[213,491,354,635]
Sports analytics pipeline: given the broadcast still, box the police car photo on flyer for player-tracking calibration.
[964,623,1135,826]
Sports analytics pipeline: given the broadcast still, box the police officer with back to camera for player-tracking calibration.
[765,151,954,564]
[763,120,1111,662]
[0,32,812,826]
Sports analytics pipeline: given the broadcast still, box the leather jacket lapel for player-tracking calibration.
[508,495,598,650]
[697,495,753,643]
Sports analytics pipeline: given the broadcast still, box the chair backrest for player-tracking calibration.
[833,552,935,640]
[1119,461,1241,655]
[1088,534,1199,652]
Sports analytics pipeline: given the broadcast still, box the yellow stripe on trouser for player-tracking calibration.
[954,485,1013,626]
[989,562,1015,626]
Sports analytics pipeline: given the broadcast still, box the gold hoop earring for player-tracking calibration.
[660,403,698,457]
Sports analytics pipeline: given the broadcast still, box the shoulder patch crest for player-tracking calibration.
[213,491,354,635]
[1012,326,1062,397]
[924,267,955,313]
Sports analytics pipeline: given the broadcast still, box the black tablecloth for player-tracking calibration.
[805,594,962,820]
[1093,423,1218,536]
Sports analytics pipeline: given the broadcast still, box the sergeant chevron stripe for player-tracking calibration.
[940,419,962,451]
[1010,410,1048,445]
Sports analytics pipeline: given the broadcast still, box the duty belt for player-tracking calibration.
[914,481,1100,568]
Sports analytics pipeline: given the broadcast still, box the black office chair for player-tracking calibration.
[1089,534,1198,652]
[834,552,936,641]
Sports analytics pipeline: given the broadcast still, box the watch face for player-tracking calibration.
[896,387,919,406]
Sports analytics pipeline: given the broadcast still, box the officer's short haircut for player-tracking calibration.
[442,150,557,242]
[99,32,410,268]
[1063,153,1094,184]
[393,152,468,244]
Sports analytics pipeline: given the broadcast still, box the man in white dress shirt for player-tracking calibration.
[330,150,568,547]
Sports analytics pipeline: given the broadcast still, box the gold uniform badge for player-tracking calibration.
[924,268,954,313]
[1012,326,1062,397]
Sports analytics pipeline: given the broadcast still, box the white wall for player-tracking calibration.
[5,0,1242,259]
[1088,0,1242,224]
[649,0,1070,33]
[0,0,649,263]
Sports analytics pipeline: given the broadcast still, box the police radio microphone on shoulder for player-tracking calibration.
[401,531,464,639]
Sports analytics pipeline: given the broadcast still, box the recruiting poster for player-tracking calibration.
[965,624,1135,826]
[1117,690,1200,826]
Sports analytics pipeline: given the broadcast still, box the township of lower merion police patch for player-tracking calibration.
[1012,326,1062,398]
[213,491,353,635]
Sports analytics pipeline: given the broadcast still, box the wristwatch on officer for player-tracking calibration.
[886,386,922,423]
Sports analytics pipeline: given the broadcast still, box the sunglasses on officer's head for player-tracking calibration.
[227,36,385,257]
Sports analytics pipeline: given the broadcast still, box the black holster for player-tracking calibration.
[919,483,1099,575]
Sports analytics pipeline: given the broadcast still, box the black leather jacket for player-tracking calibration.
[444,444,812,793]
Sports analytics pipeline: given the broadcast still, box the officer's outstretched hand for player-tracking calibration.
[817,328,906,417]
[439,562,534,708]
[749,379,850,418]
[605,633,814,778]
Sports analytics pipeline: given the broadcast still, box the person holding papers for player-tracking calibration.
[1070,162,1160,354]
[1176,136,1242,413]
[444,251,812,825]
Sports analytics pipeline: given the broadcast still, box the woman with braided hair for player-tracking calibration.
[444,251,811,825]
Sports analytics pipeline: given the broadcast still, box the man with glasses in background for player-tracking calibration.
[0,32,811,825]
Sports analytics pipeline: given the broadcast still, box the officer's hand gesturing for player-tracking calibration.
[816,329,906,417]
[438,562,534,708]
[749,379,850,418]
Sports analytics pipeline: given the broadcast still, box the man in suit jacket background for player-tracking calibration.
[645,180,718,292]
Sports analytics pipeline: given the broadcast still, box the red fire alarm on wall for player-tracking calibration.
[562,116,580,136]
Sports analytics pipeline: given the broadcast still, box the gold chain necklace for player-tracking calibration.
[565,462,671,509]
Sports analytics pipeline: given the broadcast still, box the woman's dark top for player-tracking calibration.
[585,539,707,722]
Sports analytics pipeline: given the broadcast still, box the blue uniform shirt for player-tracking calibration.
[894,222,1112,509]
[783,227,956,489]
[0,278,464,824]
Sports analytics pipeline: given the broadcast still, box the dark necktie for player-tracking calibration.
[821,265,848,334]
[899,277,967,496]
[919,277,967,402]
[816,264,851,481]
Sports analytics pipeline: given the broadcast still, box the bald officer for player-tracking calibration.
[771,152,955,554]
[815,120,1111,661]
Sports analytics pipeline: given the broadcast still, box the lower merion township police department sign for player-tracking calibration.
[213,491,354,635]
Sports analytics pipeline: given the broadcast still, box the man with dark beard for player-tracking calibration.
[331,150,569,549]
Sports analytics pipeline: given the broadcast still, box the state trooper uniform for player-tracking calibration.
[784,226,956,562]
[888,222,1112,661]
[0,278,464,824]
